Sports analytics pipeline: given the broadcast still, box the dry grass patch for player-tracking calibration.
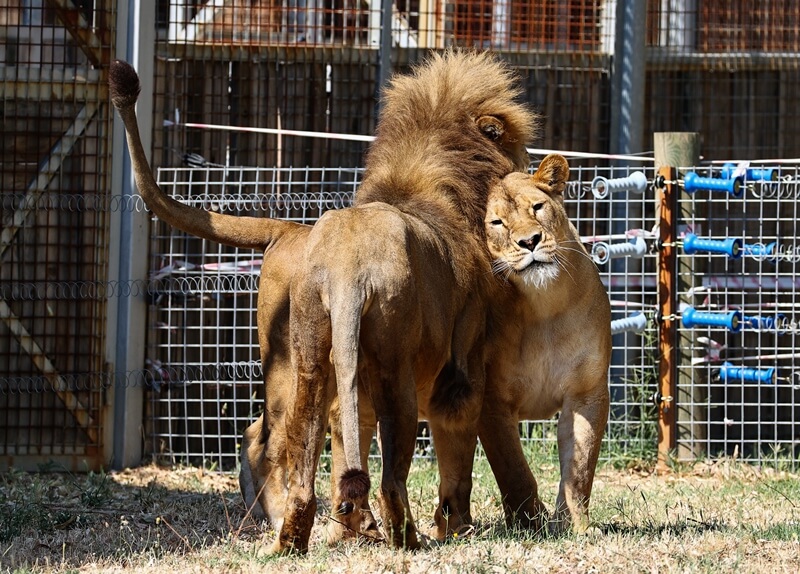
[1,457,799,573]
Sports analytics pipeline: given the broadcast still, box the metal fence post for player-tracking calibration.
[610,0,646,157]
[109,0,155,469]
[377,0,393,115]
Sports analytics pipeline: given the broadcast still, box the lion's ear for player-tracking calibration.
[533,154,569,194]
[476,115,505,141]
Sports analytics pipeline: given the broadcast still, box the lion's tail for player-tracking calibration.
[329,286,371,506]
[109,60,299,251]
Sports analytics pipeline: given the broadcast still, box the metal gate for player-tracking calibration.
[0,1,116,471]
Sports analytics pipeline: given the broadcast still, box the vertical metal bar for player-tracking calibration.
[610,0,646,157]
[657,165,677,471]
[110,0,154,469]
[377,0,393,115]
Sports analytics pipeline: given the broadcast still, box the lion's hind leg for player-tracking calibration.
[369,361,421,549]
[428,331,486,541]
[327,397,381,545]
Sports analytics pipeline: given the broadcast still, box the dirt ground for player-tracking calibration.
[2,458,799,573]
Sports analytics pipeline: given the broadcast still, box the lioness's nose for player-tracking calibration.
[518,233,541,251]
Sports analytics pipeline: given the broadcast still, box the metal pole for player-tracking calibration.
[110,0,155,469]
[607,1,646,431]
[377,0,393,114]
[656,165,678,471]
[610,0,646,157]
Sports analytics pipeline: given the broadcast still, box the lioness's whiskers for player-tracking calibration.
[555,247,583,273]
[559,240,595,263]
[491,259,507,273]
[554,253,577,285]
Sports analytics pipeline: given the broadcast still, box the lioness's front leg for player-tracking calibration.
[478,409,548,532]
[550,387,609,535]
[271,302,334,555]
[239,415,288,529]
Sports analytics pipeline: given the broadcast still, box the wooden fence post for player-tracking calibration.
[654,132,700,470]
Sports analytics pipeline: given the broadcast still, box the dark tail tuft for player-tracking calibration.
[109,60,141,110]
[339,468,371,501]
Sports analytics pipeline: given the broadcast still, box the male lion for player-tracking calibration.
[480,159,612,535]
[109,51,537,552]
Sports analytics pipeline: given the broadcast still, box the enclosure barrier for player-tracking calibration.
[3,159,798,471]
[653,160,799,468]
[132,161,798,471]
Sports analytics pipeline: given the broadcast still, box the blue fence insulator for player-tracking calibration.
[681,306,742,333]
[590,171,648,199]
[720,163,778,182]
[683,172,743,198]
[718,362,777,384]
[683,233,743,259]
[610,312,648,335]
[591,236,648,265]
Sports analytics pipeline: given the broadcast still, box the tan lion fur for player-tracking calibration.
[241,156,611,541]
[480,157,611,535]
[109,51,537,553]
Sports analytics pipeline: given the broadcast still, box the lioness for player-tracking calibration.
[109,51,537,552]
[480,162,611,535]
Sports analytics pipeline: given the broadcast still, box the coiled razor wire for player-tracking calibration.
[0,372,116,394]
[1,192,150,213]
[0,362,264,394]
[749,177,800,199]
[0,191,355,213]
[0,275,262,302]
[167,191,355,213]
[143,361,264,391]
[749,242,800,264]
[6,176,797,214]
[1,280,151,301]
[149,273,261,296]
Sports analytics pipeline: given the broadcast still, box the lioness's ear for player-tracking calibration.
[533,154,569,194]
[476,115,505,141]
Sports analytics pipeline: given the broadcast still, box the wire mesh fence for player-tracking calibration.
[143,161,800,471]
[669,164,800,466]
[0,0,116,469]
[142,162,661,470]
[3,1,800,472]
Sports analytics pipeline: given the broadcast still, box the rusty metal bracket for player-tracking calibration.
[657,165,678,472]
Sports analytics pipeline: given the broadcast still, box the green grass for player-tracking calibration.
[1,453,799,573]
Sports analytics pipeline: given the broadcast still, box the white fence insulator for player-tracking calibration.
[611,312,648,335]
[591,171,648,199]
[592,236,648,265]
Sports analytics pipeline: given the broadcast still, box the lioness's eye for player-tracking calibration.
[532,202,544,211]
[490,219,503,226]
